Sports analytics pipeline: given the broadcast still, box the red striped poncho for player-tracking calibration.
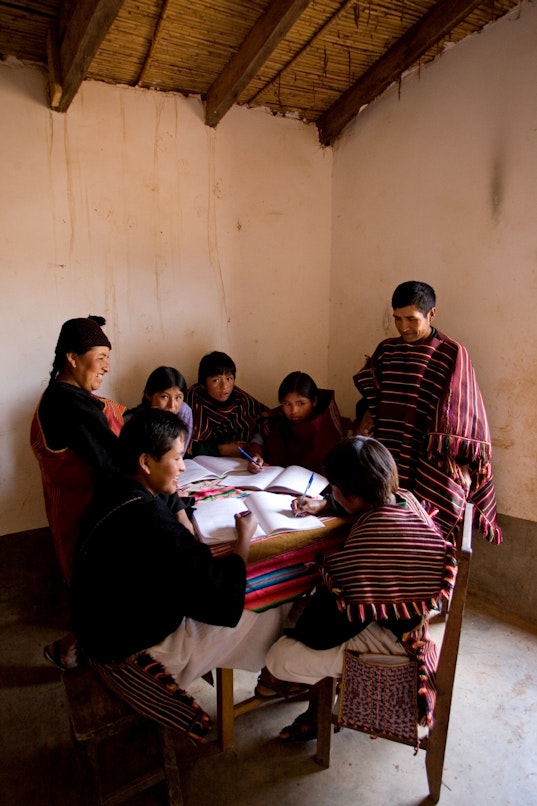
[353,330,502,544]
[186,383,266,453]
[321,490,457,725]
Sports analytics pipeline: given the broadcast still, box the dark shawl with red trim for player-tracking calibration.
[186,383,266,456]
[257,388,344,474]
[353,330,502,544]
[30,383,125,580]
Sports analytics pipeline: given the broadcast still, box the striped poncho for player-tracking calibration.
[321,491,456,623]
[321,490,457,725]
[353,330,502,544]
[186,382,266,455]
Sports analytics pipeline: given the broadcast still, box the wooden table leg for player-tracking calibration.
[216,668,235,750]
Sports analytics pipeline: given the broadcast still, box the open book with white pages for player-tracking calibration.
[192,492,326,545]
[179,456,329,497]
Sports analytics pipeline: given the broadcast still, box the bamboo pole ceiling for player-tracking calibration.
[0,0,522,145]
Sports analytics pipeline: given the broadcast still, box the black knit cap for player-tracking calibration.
[55,315,112,357]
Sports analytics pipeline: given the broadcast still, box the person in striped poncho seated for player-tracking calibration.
[186,350,267,458]
[255,436,456,742]
[353,280,501,545]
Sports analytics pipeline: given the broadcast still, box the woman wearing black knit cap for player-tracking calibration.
[31,316,125,669]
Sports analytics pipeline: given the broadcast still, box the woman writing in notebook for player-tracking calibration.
[246,371,344,475]
[255,436,456,742]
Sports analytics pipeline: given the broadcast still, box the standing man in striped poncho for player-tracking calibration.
[353,281,501,545]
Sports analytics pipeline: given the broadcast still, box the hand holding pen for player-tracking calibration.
[238,445,264,474]
[293,472,315,517]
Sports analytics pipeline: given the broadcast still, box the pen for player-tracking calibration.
[295,472,315,517]
[238,446,262,467]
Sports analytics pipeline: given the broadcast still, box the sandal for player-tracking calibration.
[255,667,309,700]
[279,709,317,743]
[43,639,79,671]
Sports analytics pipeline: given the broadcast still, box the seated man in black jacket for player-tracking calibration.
[70,408,288,690]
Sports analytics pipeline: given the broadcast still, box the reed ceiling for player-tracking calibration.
[0,0,521,145]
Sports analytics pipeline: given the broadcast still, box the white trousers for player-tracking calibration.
[266,622,409,686]
[147,603,291,689]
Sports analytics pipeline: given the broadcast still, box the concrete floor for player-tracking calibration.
[2,541,537,805]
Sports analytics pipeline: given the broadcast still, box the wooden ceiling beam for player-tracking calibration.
[204,0,313,128]
[317,0,483,146]
[48,0,125,112]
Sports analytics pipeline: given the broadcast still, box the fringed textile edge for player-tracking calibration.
[426,433,492,472]
[92,652,213,743]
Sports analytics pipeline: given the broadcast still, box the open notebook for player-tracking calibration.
[192,492,326,545]
[179,456,328,496]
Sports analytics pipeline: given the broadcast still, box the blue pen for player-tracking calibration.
[295,472,315,517]
[238,445,262,467]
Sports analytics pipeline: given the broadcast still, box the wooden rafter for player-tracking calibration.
[204,0,313,128]
[48,0,125,112]
[137,0,173,87]
[317,0,484,146]
[245,0,357,108]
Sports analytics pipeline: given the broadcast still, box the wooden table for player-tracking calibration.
[211,515,351,749]
[180,481,351,749]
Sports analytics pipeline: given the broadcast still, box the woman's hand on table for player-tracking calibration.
[291,495,328,517]
[233,510,258,561]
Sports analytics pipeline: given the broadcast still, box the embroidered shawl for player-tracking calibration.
[187,383,266,450]
[258,388,344,474]
[353,330,502,544]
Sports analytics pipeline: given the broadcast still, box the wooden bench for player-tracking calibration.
[63,663,183,805]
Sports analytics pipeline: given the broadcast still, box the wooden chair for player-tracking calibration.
[63,662,183,805]
[314,503,473,804]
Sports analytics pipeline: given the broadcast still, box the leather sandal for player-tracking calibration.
[279,709,317,742]
[255,667,309,700]
[43,639,79,671]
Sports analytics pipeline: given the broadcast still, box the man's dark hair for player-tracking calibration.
[198,351,236,385]
[323,436,398,508]
[391,281,436,314]
[118,408,188,475]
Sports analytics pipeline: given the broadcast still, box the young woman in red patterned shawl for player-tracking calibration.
[353,281,502,545]
[255,437,456,742]
[186,351,267,457]
[245,371,345,475]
